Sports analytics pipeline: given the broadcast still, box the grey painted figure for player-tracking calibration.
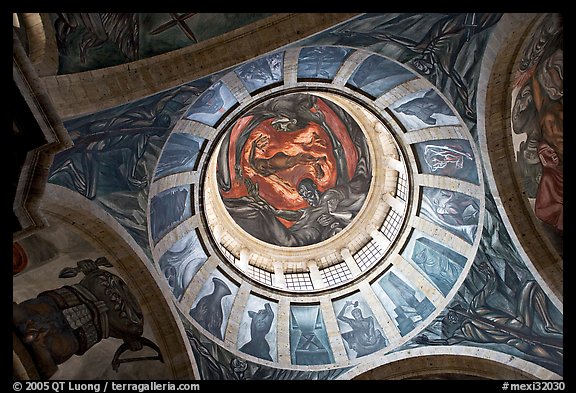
[239,303,275,361]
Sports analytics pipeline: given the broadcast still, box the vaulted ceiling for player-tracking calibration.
[13,13,563,381]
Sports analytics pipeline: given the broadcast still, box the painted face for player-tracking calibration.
[298,180,320,207]
[351,308,363,319]
[271,116,297,132]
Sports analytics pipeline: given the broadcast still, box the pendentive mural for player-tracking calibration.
[511,14,563,254]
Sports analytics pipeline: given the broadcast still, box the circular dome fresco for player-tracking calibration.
[203,89,408,292]
[214,92,373,248]
[149,46,484,369]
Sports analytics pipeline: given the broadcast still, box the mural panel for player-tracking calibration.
[371,267,435,336]
[149,185,192,244]
[237,294,278,362]
[235,52,284,93]
[189,270,239,340]
[51,13,273,74]
[401,229,467,296]
[185,81,237,126]
[347,54,416,98]
[216,92,372,247]
[48,84,202,257]
[289,304,334,365]
[390,89,459,131]
[182,313,351,380]
[419,186,480,244]
[297,46,353,80]
[511,14,563,252]
[413,138,479,185]
[332,293,387,359]
[157,229,208,301]
[411,250,564,376]
[302,13,503,123]
[154,133,206,180]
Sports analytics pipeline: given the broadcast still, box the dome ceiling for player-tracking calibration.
[14,12,563,380]
[149,46,485,368]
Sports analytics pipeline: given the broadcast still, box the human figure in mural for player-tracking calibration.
[512,16,563,234]
[248,134,328,184]
[420,188,479,244]
[341,13,502,119]
[222,150,370,246]
[239,303,274,361]
[189,277,232,340]
[414,261,563,365]
[394,89,455,126]
[49,85,200,199]
[54,13,139,63]
[337,301,386,357]
[217,94,351,194]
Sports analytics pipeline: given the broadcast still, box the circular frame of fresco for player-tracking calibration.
[214,91,375,248]
[203,88,410,292]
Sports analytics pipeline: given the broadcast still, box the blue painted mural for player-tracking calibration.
[237,294,278,362]
[413,138,479,185]
[189,270,239,340]
[185,80,237,127]
[297,46,353,80]
[157,229,208,301]
[182,312,352,380]
[51,13,273,74]
[390,89,459,131]
[371,268,436,337]
[149,185,192,244]
[347,54,416,98]
[302,13,503,123]
[411,252,563,375]
[235,52,284,93]
[419,186,480,244]
[402,229,467,296]
[333,293,387,359]
[48,84,203,257]
[154,133,206,180]
[289,304,334,365]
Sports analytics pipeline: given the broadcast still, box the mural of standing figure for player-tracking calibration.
[239,303,275,361]
[189,277,232,340]
[337,301,387,357]
[414,261,563,365]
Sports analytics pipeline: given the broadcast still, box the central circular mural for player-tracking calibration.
[215,92,371,247]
